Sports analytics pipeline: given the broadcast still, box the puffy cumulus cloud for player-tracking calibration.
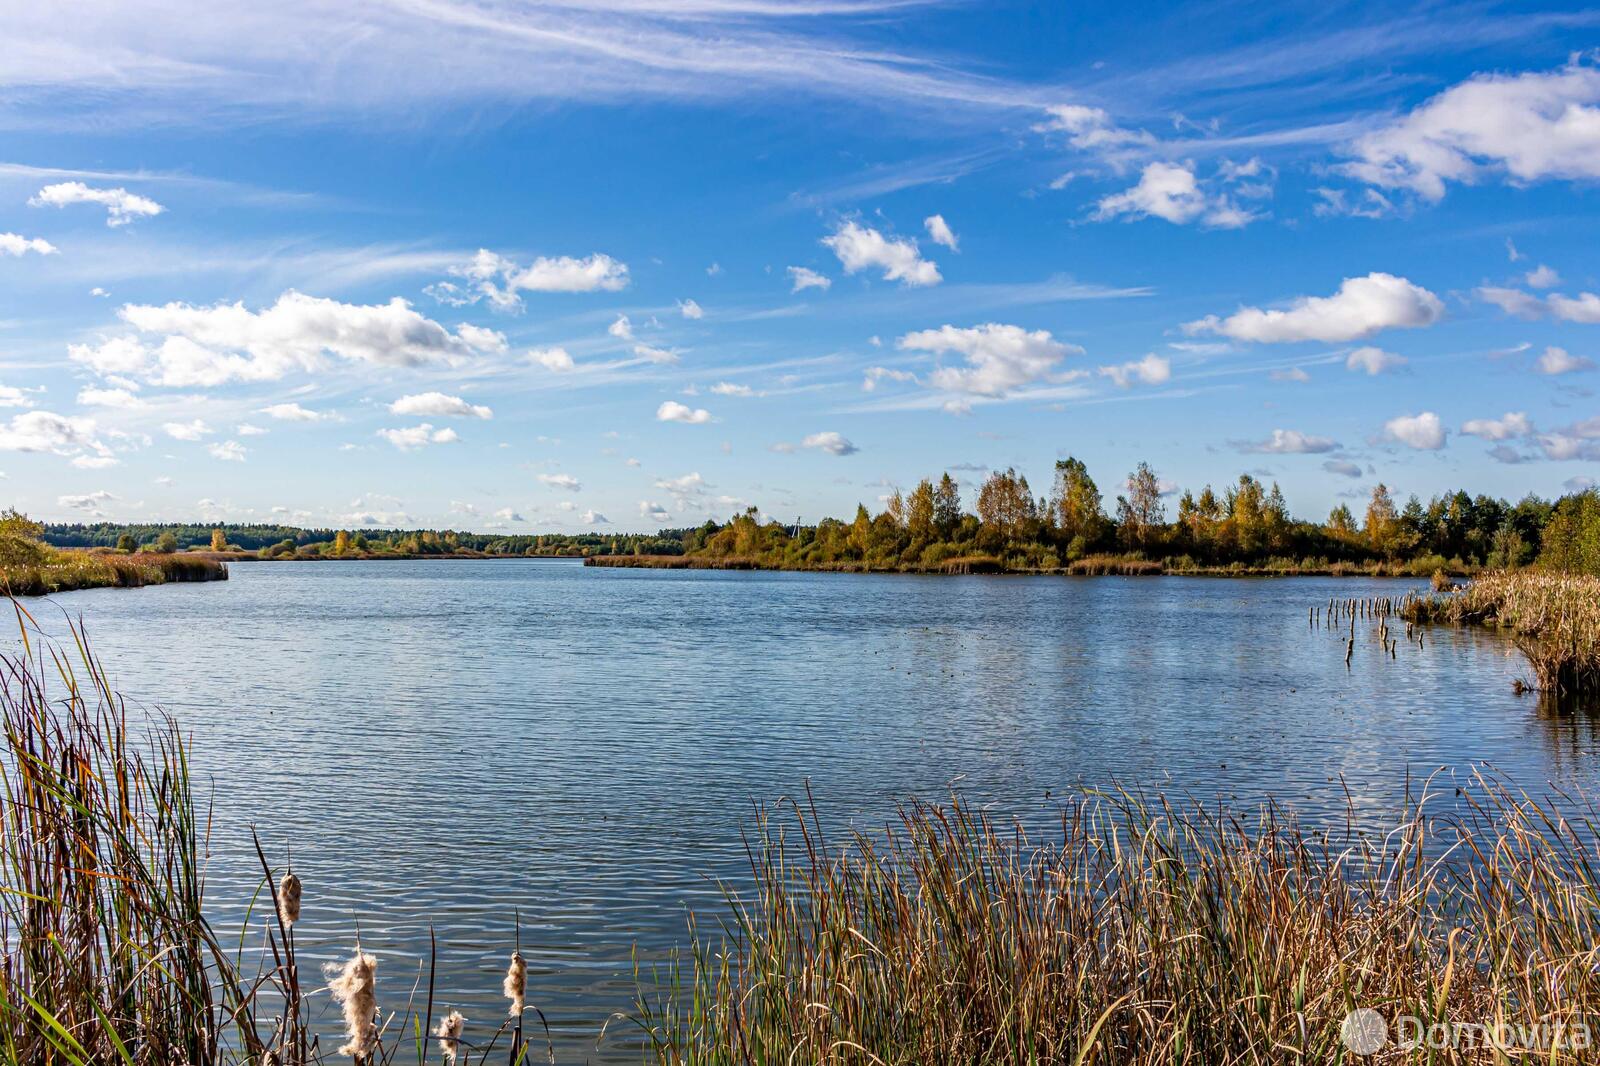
[207,440,246,462]
[580,510,608,525]
[1527,265,1560,289]
[1186,273,1442,344]
[0,411,103,461]
[1383,411,1447,450]
[1323,459,1363,479]
[657,400,711,424]
[822,221,940,287]
[801,431,858,456]
[1093,162,1256,229]
[494,507,526,523]
[1462,412,1533,441]
[1475,285,1546,319]
[163,419,211,441]
[388,392,492,419]
[787,266,831,293]
[538,473,581,491]
[0,384,32,408]
[655,471,708,503]
[639,500,670,522]
[377,423,460,450]
[428,249,629,312]
[455,323,508,354]
[898,323,1080,399]
[259,402,325,422]
[530,346,575,371]
[608,314,634,340]
[29,182,163,226]
[74,292,501,388]
[677,298,704,320]
[1341,61,1600,201]
[58,490,116,513]
[923,214,958,250]
[1536,346,1595,375]
[1345,346,1408,375]
[0,232,56,256]
[77,386,142,408]
[1098,354,1170,388]
[1236,429,1339,454]
[1034,104,1153,154]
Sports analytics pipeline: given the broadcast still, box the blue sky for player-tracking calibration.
[1,1,1598,532]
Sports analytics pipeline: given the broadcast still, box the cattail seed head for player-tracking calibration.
[277,872,302,925]
[435,1010,466,1064]
[503,950,527,1018]
[325,951,378,1059]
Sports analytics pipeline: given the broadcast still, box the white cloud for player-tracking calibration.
[236,423,267,436]
[801,431,858,456]
[377,423,460,450]
[495,507,525,522]
[1270,367,1310,383]
[58,490,116,512]
[897,323,1079,398]
[655,472,708,502]
[678,298,704,320]
[1093,161,1254,228]
[538,473,581,491]
[1034,104,1153,154]
[1476,286,1545,318]
[633,344,679,364]
[207,439,246,462]
[1526,264,1560,289]
[455,323,508,353]
[431,249,629,311]
[83,291,500,388]
[1462,412,1532,440]
[1345,346,1407,375]
[862,366,916,391]
[1098,353,1170,388]
[822,221,940,287]
[389,392,492,419]
[0,232,57,256]
[639,500,670,521]
[710,381,754,397]
[657,400,711,424]
[163,419,212,441]
[1237,429,1339,454]
[77,386,142,408]
[259,401,326,422]
[1342,61,1600,201]
[1549,292,1600,323]
[787,266,832,293]
[923,214,958,250]
[1186,273,1443,343]
[1536,346,1595,375]
[29,182,163,226]
[530,346,575,371]
[580,509,608,525]
[1383,411,1447,450]
[608,314,634,340]
[1324,459,1363,479]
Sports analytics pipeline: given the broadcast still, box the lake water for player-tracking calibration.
[33,561,1600,1059]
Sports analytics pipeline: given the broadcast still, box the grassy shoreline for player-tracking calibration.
[586,552,1463,578]
[0,548,227,595]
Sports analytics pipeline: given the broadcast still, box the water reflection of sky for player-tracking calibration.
[35,562,1600,1060]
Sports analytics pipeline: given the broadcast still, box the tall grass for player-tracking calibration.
[1403,570,1600,697]
[0,550,227,597]
[637,783,1600,1064]
[0,606,545,1065]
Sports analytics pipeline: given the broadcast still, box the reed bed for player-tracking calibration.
[0,606,543,1065]
[637,784,1600,1064]
[0,549,227,596]
[1403,570,1600,697]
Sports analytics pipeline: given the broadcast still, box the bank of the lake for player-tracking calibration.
[585,551,1464,577]
[0,548,227,595]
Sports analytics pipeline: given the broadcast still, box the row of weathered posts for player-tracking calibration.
[1310,593,1428,668]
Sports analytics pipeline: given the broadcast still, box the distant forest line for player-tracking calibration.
[38,459,1600,576]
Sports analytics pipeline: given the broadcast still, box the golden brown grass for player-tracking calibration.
[0,548,227,596]
[1404,570,1600,696]
[637,783,1600,1064]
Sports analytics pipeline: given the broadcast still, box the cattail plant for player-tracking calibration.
[434,1010,466,1064]
[326,951,379,1061]
[504,951,527,1019]
[278,870,303,925]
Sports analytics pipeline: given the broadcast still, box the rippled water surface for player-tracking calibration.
[36,561,1600,1059]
